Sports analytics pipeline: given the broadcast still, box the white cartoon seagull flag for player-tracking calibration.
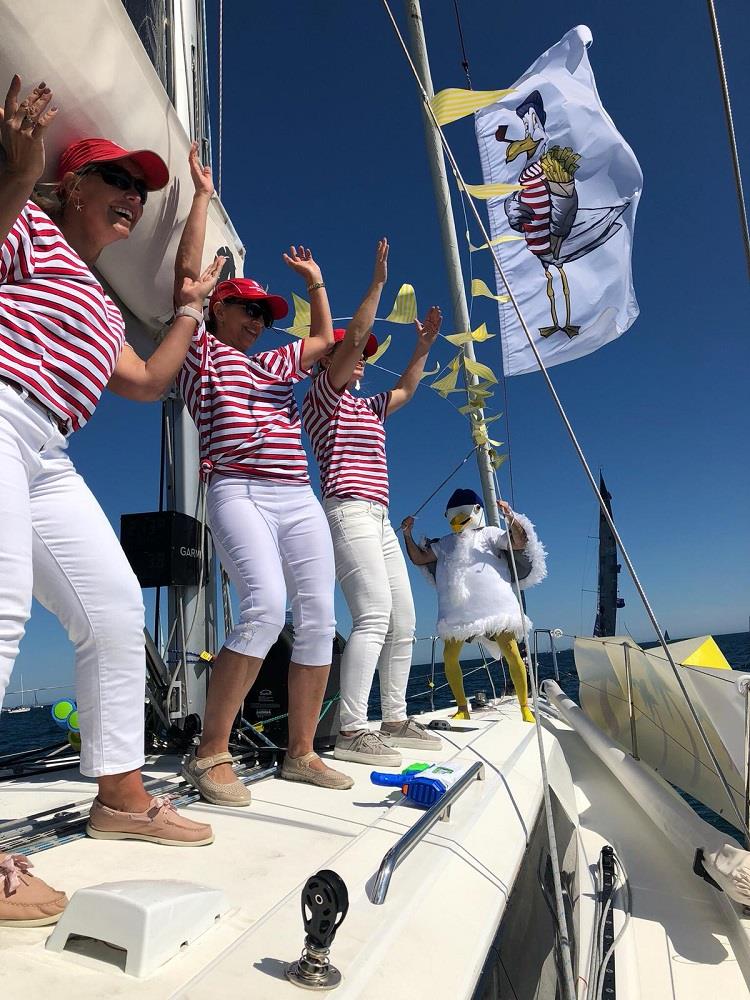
[475,25,642,376]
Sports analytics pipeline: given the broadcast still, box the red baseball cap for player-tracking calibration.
[333,327,379,358]
[57,138,169,191]
[209,277,289,321]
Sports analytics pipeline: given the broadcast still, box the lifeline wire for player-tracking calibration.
[383,0,748,840]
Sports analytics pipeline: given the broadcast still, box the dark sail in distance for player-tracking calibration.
[593,473,622,636]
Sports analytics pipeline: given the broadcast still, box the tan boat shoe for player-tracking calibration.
[0,852,68,927]
[181,750,252,807]
[281,751,354,790]
[86,795,214,846]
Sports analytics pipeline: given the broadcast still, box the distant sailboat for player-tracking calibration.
[5,674,31,714]
[592,472,624,637]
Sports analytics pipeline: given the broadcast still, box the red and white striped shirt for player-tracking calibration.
[178,325,311,483]
[519,162,551,256]
[0,201,126,432]
[302,368,390,506]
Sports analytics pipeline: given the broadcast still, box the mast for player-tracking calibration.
[163,0,216,725]
[123,0,216,726]
[404,0,499,526]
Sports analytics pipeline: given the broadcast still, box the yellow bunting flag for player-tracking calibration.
[430,87,514,127]
[420,363,441,381]
[385,284,417,324]
[489,449,508,470]
[429,355,463,396]
[286,292,311,337]
[458,401,483,415]
[471,279,508,304]
[467,233,523,253]
[367,335,391,364]
[463,356,498,383]
[462,181,522,200]
[471,425,503,448]
[444,323,495,346]
[468,323,495,342]
[468,389,493,406]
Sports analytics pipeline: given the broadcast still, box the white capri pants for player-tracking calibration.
[207,475,336,665]
[0,384,146,777]
[324,499,416,731]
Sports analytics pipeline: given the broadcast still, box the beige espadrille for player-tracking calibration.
[181,750,252,806]
[281,752,354,790]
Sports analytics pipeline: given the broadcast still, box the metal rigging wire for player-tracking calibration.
[217,0,224,198]
[706,0,750,282]
[451,0,472,88]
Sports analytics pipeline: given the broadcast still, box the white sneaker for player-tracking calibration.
[334,730,402,767]
[380,717,443,751]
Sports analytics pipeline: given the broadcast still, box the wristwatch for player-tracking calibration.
[175,305,205,323]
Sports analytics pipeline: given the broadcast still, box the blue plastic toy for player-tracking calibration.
[370,761,471,808]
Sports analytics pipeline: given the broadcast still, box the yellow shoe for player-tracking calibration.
[451,707,471,720]
[520,706,535,724]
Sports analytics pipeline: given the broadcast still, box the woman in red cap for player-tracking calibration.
[175,186,352,803]
[302,241,444,767]
[0,76,224,926]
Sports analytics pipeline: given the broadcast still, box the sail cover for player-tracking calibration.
[575,635,748,824]
[474,26,642,375]
[0,0,244,334]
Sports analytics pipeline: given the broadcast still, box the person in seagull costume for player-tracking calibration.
[497,89,629,339]
[401,489,546,721]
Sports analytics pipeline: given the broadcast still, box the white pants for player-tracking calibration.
[0,385,146,777]
[208,475,336,665]
[324,499,416,730]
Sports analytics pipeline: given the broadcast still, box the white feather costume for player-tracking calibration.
[429,514,547,642]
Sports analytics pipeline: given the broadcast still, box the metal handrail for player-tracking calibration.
[371,760,485,905]
[533,628,563,687]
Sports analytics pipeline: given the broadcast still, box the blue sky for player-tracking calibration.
[7,0,750,702]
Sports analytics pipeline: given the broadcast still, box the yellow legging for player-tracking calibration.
[443,632,534,723]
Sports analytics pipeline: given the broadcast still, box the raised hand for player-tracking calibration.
[282,245,322,286]
[400,515,415,534]
[177,254,225,310]
[188,141,213,198]
[0,76,58,183]
[496,499,514,520]
[415,305,442,347]
[372,237,388,286]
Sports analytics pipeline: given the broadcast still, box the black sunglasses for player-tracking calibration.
[224,298,273,327]
[79,163,148,205]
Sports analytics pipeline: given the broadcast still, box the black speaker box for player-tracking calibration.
[243,627,343,750]
[120,511,206,588]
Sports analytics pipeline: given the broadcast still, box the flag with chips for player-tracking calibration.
[474,25,642,376]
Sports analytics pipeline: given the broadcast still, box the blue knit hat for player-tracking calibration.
[445,488,483,513]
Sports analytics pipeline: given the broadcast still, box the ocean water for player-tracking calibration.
[3,632,748,758]
[393,629,750,719]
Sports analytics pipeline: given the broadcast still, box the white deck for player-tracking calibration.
[1,699,553,999]
[2,699,750,998]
